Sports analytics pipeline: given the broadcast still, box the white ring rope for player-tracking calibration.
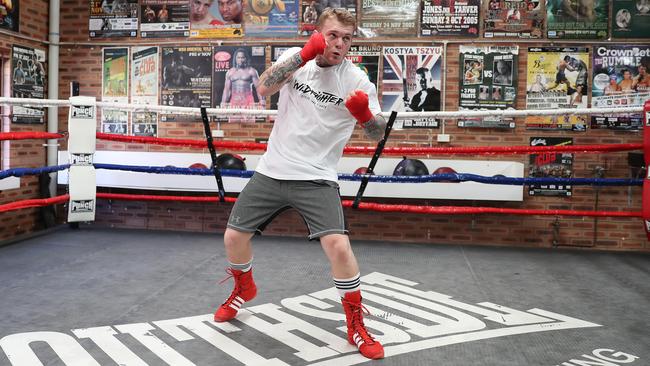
[0,96,644,119]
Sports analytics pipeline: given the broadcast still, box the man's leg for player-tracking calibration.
[224,227,254,264]
[214,228,257,322]
[320,234,384,360]
[320,233,359,279]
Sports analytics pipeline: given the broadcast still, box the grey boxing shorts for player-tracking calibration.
[227,172,348,240]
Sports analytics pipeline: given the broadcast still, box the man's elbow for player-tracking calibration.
[257,85,272,98]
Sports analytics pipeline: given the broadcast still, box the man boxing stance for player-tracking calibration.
[213,7,386,360]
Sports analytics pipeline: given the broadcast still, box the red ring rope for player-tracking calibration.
[0,132,65,141]
[0,195,69,212]
[96,132,642,155]
[97,193,642,218]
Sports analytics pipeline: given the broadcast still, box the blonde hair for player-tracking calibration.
[316,8,356,30]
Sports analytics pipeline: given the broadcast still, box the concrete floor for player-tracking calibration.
[0,227,648,366]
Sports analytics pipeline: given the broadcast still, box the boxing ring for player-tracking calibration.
[0,97,649,365]
[0,97,648,235]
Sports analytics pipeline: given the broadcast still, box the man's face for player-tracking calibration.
[416,73,429,89]
[218,0,242,22]
[235,51,246,67]
[497,61,507,73]
[317,17,355,66]
[191,0,212,21]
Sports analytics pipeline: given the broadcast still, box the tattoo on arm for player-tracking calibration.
[260,53,303,91]
[362,114,387,141]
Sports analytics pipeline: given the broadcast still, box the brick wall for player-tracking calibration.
[1,0,648,250]
[0,0,50,241]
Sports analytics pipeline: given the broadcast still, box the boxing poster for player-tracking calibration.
[528,137,573,197]
[189,0,243,37]
[140,0,190,38]
[212,45,267,123]
[11,45,45,124]
[299,0,357,35]
[612,0,650,38]
[546,0,608,39]
[131,46,159,136]
[102,47,129,103]
[525,47,589,131]
[591,45,650,131]
[458,45,518,129]
[244,0,298,37]
[270,45,294,117]
[160,47,212,122]
[420,0,480,37]
[346,45,381,88]
[381,46,443,129]
[101,108,129,135]
[483,0,544,38]
[132,112,158,136]
[0,0,19,32]
[102,48,129,134]
[359,0,419,37]
[89,0,138,38]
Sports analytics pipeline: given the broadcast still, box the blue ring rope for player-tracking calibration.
[0,163,643,187]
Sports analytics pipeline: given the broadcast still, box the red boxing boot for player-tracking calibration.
[214,268,257,322]
[341,290,385,359]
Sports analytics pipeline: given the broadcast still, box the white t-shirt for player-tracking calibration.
[256,47,381,182]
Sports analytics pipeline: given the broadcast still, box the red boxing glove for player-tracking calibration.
[345,90,374,126]
[299,32,326,66]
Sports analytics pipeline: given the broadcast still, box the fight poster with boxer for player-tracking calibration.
[102,47,129,134]
[0,0,19,32]
[131,46,159,136]
[591,45,650,131]
[269,45,294,119]
[483,0,544,38]
[546,0,608,39]
[140,0,189,38]
[359,0,419,37]
[381,46,443,129]
[245,0,298,37]
[346,45,380,88]
[212,45,267,123]
[101,108,129,135]
[299,0,320,35]
[189,0,243,38]
[458,45,518,129]
[102,47,129,103]
[420,0,480,37]
[525,47,589,131]
[11,45,45,124]
[132,112,158,136]
[528,137,573,197]
[89,0,138,38]
[160,46,212,122]
[612,0,650,38]
[299,0,357,35]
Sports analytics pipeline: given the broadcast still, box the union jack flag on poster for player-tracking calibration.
[381,46,443,129]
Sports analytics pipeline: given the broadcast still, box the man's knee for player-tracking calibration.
[321,234,353,260]
[224,228,253,248]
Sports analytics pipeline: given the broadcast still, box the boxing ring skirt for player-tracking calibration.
[58,151,525,202]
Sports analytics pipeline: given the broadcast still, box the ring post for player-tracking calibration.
[67,96,97,222]
[641,100,650,240]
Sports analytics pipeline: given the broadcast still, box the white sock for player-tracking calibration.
[333,273,361,297]
[229,258,252,272]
